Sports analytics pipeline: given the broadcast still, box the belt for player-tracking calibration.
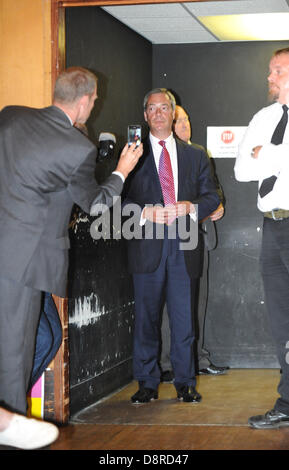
[264,209,289,221]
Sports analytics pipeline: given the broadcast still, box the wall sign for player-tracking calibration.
[207,126,247,158]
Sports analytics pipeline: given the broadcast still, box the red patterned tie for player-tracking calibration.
[158,140,176,205]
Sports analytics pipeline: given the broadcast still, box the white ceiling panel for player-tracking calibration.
[185,0,289,16]
[141,29,217,44]
[103,3,189,19]
[102,1,289,44]
[110,17,198,32]
[103,3,216,43]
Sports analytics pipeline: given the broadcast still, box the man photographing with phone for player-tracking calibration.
[0,66,142,449]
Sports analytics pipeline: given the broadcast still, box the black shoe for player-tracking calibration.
[177,386,202,403]
[160,370,174,383]
[131,387,158,404]
[248,409,289,429]
[198,364,229,375]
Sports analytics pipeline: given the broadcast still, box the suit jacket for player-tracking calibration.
[189,141,224,252]
[0,105,123,296]
[123,137,220,278]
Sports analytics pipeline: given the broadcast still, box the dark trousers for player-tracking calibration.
[260,217,289,414]
[0,278,42,414]
[132,236,197,391]
[30,293,62,389]
[160,247,211,371]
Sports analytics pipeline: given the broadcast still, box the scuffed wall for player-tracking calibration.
[68,206,135,415]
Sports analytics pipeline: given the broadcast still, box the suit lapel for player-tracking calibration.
[143,138,163,202]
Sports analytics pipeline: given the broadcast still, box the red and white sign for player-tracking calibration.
[221,130,235,144]
[207,126,247,158]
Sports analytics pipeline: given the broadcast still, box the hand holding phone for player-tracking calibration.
[128,125,141,147]
[116,140,143,179]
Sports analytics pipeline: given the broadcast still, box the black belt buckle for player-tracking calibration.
[271,209,283,221]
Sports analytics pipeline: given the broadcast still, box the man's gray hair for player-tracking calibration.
[53,67,97,104]
[143,88,176,111]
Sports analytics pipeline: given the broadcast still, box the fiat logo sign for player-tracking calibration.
[221,130,234,144]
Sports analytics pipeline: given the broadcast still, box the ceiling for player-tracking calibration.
[102,0,289,43]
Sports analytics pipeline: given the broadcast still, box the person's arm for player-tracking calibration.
[114,142,143,180]
[209,203,224,221]
[251,143,289,175]
[234,110,287,182]
[192,149,220,221]
[68,143,143,215]
[204,150,224,222]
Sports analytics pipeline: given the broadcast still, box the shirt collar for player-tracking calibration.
[277,101,289,109]
[149,132,174,146]
[64,112,74,126]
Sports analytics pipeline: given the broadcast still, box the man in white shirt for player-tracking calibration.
[123,88,220,404]
[235,47,289,429]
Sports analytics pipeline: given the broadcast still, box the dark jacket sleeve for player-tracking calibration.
[68,150,124,214]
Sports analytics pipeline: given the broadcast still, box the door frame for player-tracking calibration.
[49,0,215,423]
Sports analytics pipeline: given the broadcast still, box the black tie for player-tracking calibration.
[259,104,288,198]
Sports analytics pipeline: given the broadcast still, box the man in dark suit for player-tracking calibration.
[160,105,228,380]
[124,88,220,404]
[0,66,142,443]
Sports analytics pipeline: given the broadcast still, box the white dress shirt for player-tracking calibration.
[140,132,196,224]
[234,101,289,212]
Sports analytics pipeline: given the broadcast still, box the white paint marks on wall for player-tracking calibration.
[69,293,106,327]
[70,213,90,234]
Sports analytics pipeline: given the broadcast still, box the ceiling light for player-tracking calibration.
[198,13,289,41]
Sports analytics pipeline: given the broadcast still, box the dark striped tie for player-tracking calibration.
[259,104,288,198]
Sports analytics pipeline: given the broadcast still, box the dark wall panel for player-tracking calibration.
[66,6,152,145]
[65,6,152,415]
[153,41,289,367]
[66,7,289,415]
[153,41,289,145]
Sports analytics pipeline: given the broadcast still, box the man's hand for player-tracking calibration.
[201,203,224,223]
[143,201,195,225]
[209,203,224,221]
[175,201,195,217]
[251,145,262,159]
[143,205,177,225]
[115,142,143,179]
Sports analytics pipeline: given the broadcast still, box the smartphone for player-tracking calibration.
[128,125,141,147]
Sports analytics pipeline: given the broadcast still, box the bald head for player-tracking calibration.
[173,105,191,143]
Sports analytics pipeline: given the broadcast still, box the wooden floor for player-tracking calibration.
[49,369,289,451]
